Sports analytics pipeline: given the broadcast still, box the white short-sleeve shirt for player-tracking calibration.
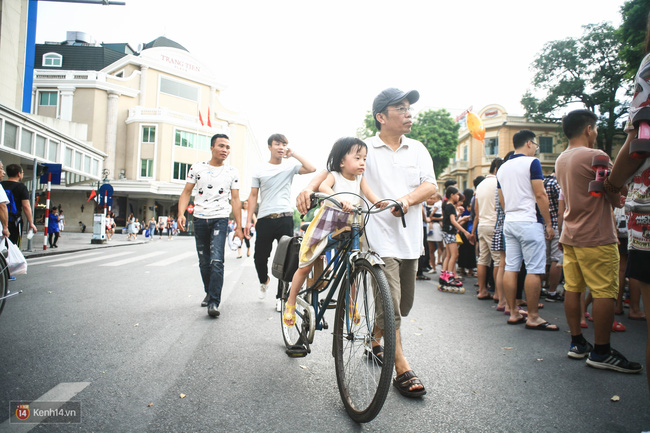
[363,133,437,259]
[186,162,240,219]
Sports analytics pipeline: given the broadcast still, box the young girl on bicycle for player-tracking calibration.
[283,137,385,326]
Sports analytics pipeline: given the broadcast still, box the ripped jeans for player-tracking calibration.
[193,217,228,307]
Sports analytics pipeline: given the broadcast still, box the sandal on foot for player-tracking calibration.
[349,302,361,325]
[393,370,426,398]
[366,344,384,366]
[283,303,296,327]
[612,321,626,332]
[525,321,559,331]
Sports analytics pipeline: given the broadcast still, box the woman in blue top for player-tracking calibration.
[48,207,60,248]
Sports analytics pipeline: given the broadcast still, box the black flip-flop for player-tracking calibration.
[393,370,426,398]
[366,345,384,366]
[525,321,559,331]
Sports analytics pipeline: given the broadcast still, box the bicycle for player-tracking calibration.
[0,246,18,317]
[277,192,405,423]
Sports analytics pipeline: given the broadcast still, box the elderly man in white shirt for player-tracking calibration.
[298,88,437,398]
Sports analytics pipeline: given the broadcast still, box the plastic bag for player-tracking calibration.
[6,238,27,276]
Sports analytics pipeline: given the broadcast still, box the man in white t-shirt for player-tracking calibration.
[472,157,502,300]
[178,134,243,318]
[497,129,556,330]
[297,88,437,398]
[245,134,315,309]
[0,162,10,240]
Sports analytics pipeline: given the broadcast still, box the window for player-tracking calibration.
[64,147,73,166]
[140,159,154,178]
[462,145,468,161]
[42,53,62,67]
[75,151,82,170]
[142,126,156,143]
[49,141,59,161]
[3,122,17,149]
[91,159,98,176]
[539,136,553,154]
[485,137,499,155]
[84,155,91,173]
[173,162,191,180]
[174,130,209,151]
[160,77,199,102]
[35,135,46,158]
[39,92,58,106]
[21,129,33,154]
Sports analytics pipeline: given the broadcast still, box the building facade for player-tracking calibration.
[30,32,262,228]
[439,104,566,191]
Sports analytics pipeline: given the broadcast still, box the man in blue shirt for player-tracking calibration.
[497,130,557,330]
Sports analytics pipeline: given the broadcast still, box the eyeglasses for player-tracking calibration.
[387,106,413,115]
[530,140,539,148]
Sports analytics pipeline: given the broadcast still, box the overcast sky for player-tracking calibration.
[35,0,627,172]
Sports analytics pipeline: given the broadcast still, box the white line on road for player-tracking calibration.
[0,382,90,433]
[27,251,104,266]
[51,251,134,267]
[147,250,196,266]
[101,250,166,267]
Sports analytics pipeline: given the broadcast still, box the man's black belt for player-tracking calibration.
[262,212,293,219]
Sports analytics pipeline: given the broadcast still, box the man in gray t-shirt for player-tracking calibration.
[245,133,315,308]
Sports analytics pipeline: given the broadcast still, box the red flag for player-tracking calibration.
[198,110,204,126]
[207,107,212,127]
[87,189,97,202]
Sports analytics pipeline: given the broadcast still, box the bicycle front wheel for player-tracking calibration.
[333,258,395,423]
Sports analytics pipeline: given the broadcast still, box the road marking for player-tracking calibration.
[147,251,196,266]
[51,251,134,267]
[101,250,166,267]
[27,251,104,266]
[0,382,90,433]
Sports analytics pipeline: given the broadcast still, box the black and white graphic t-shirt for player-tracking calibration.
[186,162,240,219]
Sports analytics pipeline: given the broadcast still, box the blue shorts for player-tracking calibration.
[503,221,546,274]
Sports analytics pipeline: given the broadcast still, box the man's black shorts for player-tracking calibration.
[626,249,650,284]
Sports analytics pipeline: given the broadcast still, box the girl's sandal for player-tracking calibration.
[283,303,296,327]
[349,302,361,325]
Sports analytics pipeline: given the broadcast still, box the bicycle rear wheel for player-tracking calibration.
[333,258,395,423]
[280,281,310,348]
[0,254,9,317]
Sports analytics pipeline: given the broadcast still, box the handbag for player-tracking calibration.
[456,233,463,244]
[272,235,301,282]
[5,238,27,276]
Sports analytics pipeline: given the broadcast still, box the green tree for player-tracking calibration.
[521,23,627,156]
[356,111,377,139]
[409,109,460,176]
[618,0,650,80]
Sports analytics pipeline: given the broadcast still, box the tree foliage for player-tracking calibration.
[409,109,460,176]
[357,109,459,176]
[521,23,628,156]
[618,0,650,80]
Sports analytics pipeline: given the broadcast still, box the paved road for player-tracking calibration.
[0,237,649,432]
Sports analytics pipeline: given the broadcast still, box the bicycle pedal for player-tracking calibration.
[285,345,309,358]
[321,318,329,330]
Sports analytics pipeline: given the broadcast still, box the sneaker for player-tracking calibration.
[201,294,209,307]
[586,348,643,373]
[275,299,282,312]
[568,341,593,359]
[540,288,549,298]
[545,292,564,302]
[259,282,268,299]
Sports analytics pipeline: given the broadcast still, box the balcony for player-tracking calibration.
[447,160,469,174]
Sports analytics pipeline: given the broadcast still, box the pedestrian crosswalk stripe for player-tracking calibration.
[51,251,134,267]
[101,250,166,267]
[28,251,104,265]
[147,251,195,266]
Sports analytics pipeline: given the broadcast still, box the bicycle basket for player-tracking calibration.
[272,235,301,282]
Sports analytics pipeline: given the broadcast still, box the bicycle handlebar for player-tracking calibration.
[310,192,406,228]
